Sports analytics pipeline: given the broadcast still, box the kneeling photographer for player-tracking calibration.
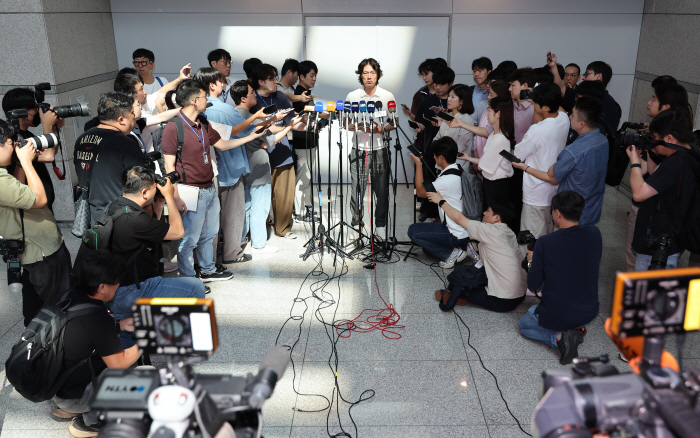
[628,108,697,270]
[518,191,601,365]
[76,165,206,348]
[0,119,71,326]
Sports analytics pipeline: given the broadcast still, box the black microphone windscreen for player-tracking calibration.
[375,101,383,110]
[259,346,290,378]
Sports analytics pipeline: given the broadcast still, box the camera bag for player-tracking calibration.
[5,292,102,403]
[439,164,483,221]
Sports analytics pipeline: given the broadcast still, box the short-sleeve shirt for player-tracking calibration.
[632,151,698,255]
[433,163,469,239]
[473,109,494,159]
[553,129,609,225]
[434,112,474,158]
[0,168,63,264]
[345,86,396,151]
[74,127,146,222]
[205,97,250,186]
[58,291,123,399]
[250,91,294,168]
[108,197,169,286]
[142,77,169,97]
[161,111,221,188]
[514,112,570,207]
[466,221,526,299]
[236,106,271,187]
[479,133,514,181]
[513,100,534,144]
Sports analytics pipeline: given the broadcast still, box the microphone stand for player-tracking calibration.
[327,111,358,251]
[347,111,372,257]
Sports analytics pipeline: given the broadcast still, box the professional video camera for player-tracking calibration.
[616,122,657,150]
[90,298,290,438]
[0,238,24,294]
[533,268,700,438]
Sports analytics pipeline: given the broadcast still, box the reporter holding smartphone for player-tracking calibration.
[432,85,475,160]
[0,120,71,326]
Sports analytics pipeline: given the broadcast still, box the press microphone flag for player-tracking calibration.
[387,100,397,125]
[335,100,344,112]
[344,101,352,113]
[327,101,336,112]
[314,102,324,113]
[304,105,315,112]
[359,100,367,124]
[351,102,359,113]
[367,101,376,114]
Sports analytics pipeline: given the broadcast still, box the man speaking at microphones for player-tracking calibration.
[344,58,396,240]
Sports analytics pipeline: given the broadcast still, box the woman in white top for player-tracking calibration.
[457,97,519,218]
[432,85,474,161]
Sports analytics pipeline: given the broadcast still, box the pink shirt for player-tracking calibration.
[473,109,494,158]
[513,100,534,143]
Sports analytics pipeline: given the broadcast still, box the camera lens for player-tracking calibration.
[53,102,90,119]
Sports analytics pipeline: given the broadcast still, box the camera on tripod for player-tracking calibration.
[1,238,25,294]
[615,121,657,150]
[89,298,290,438]
[533,268,700,438]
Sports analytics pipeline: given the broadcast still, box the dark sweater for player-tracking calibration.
[529,225,601,331]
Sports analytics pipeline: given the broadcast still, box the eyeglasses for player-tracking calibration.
[582,71,595,78]
[267,77,279,82]
[217,60,232,66]
[564,73,579,78]
[133,60,152,67]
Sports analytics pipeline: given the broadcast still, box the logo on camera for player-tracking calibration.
[105,385,146,393]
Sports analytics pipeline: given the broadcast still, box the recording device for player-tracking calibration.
[206,102,213,108]
[34,84,90,119]
[263,104,277,115]
[407,144,422,157]
[1,239,24,294]
[92,298,290,438]
[344,101,351,114]
[401,103,409,112]
[647,233,673,270]
[616,122,656,150]
[314,101,323,114]
[534,268,700,438]
[154,171,181,186]
[517,230,537,270]
[141,151,161,171]
[327,102,336,121]
[408,120,419,129]
[303,104,316,132]
[16,133,58,151]
[422,181,436,193]
[367,101,376,117]
[520,89,532,100]
[434,111,454,122]
[359,100,368,125]
[547,51,553,62]
[498,150,521,163]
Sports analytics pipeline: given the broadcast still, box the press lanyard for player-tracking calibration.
[256,91,273,107]
[221,88,228,103]
[179,113,209,165]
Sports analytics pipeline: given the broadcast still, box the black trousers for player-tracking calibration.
[461,285,525,313]
[21,242,72,326]
[349,147,390,228]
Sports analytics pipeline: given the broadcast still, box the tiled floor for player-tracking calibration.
[1,183,698,437]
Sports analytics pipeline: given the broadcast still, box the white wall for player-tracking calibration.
[110,0,645,182]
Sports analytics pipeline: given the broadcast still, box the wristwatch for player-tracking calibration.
[630,163,642,169]
[527,259,533,269]
[438,200,446,208]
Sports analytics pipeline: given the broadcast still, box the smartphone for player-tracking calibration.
[434,112,454,122]
[183,67,191,77]
[520,90,532,100]
[422,181,436,193]
[429,106,445,113]
[255,125,270,134]
[407,144,422,156]
[499,150,522,163]
[547,51,553,62]
[263,104,278,115]
[408,120,419,129]
[401,103,410,111]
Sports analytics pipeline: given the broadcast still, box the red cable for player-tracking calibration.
[336,147,404,340]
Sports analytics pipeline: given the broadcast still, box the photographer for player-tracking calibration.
[52,252,140,438]
[408,137,477,269]
[0,119,71,326]
[427,193,527,312]
[2,87,64,212]
[90,166,206,346]
[518,191,601,365]
[628,108,697,270]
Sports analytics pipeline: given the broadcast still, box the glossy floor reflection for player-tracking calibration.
[0,184,697,437]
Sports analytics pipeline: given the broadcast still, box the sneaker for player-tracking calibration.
[215,264,227,273]
[199,269,233,283]
[205,285,211,294]
[53,408,80,421]
[223,254,252,264]
[557,328,584,365]
[375,226,386,239]
[68,416,100,437]
[434,289,468,306]
[251,245,279,254]
[439,248,464,269]
[163,260,178,273]
[284,232,298,239]
[464,242,480,264]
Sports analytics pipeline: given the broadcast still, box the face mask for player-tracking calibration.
[31,111,41,127]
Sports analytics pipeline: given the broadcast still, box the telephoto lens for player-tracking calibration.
[17,133,58,151]
[53,102,90,119]
[155,171,181,186]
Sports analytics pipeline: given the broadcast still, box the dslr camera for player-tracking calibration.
[517,230,537,270]
[33,82,91,119]
[90,298,289,438]
[647,232,674,270]
[155,170,181,186]
[615,121,657,150]
[1,238,24,294]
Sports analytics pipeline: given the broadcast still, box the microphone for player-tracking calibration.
[304,104,315,131]
[387,100,397,126]
[344,101,351,113]
[375,101,386,121]
[367,101,376,117]
[249,346,290,410]
[351,102,359,125]
[335,100,344,112]
[359,100,367,125]
[314,101,324,113]
[327,101,336,114]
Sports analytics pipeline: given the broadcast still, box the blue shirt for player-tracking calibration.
[472,85,488,113]
[552,129,609,225]
[205,97,250,186]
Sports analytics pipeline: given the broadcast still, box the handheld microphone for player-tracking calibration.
[359,100,367,125]
[249,346,290,410]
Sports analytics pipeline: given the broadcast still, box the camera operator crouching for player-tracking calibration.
[628,108,697,270]
[0,120,72,326]
[74,165,206,348]
[518,191,602,365]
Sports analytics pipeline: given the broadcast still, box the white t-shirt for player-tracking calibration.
[344,86,395,151]
[143,76,169,97]
[433,163,469,239]
[514,112,570,207]
[479,133,514,181]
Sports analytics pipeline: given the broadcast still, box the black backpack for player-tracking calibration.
[150,114,210,185]
[664,146,700,254]
[5,292,103,402]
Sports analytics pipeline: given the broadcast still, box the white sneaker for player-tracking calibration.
[439,248,463,269]
[464,242,480,264]
[284,232,297,239]
[163,260,178,273]
[251,245,279,254]
[375,226,386,240]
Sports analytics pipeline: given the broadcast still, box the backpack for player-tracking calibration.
[602,106,630,187]
[150,114,210,184]
[5,292,103,402]
[440,164,483,221]
[438,264,488,311]
[664,146,700,254]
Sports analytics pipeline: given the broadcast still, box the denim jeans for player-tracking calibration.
[635,252,681,271]
[109,276,206,347]
[518,305,558,349]
[243,183,272,249]
[178,185,220,277]
[407,222,469,261]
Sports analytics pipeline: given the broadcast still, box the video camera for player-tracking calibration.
[616,121,657,150]
[532,268,700,438]
[0,238,24,294]
[90,298,290,438]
